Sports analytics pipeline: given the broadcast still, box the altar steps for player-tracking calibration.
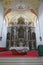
[0,57,43,65]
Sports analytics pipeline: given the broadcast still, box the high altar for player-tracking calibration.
[6,17,36,50]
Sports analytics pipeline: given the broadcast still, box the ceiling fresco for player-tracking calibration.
[2,0,39,12]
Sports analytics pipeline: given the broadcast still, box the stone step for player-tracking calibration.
[0,57,43,65]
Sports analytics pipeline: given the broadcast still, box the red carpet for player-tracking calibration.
[0,51,39,57]
[0,47,39,57]
[0,47,7,51]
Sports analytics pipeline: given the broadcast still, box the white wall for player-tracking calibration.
[38,1,43,45]
[33,1,43,47]
[0,1,4,47]
[35,21,40,47]
[0,1,7,47]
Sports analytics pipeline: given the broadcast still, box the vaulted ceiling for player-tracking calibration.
[2,0,39,11]
[2,0,39,26]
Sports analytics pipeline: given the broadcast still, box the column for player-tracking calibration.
[14,26,16,47]
[26,26,28,47]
